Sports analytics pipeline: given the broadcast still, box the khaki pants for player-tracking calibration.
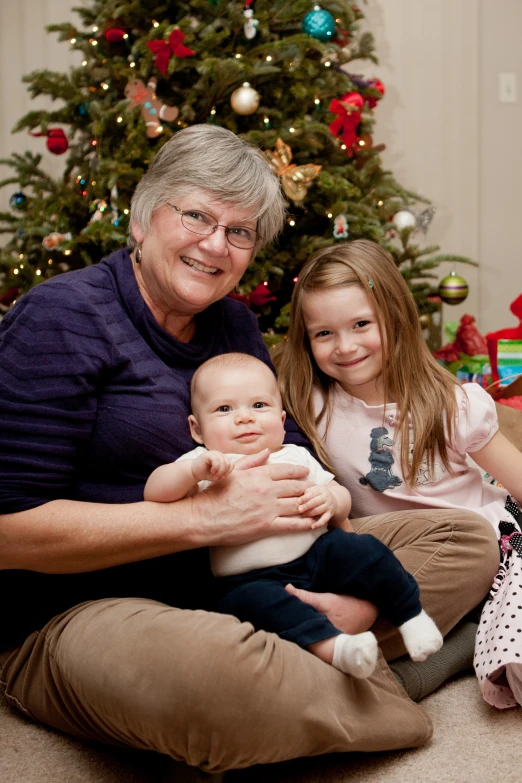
[0,510,498,773]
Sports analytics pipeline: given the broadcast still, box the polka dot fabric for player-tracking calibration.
[475,508,522,709]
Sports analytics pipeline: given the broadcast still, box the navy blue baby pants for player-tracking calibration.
[216,527,421,648]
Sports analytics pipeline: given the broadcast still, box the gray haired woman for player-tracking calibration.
[0,125,497,778]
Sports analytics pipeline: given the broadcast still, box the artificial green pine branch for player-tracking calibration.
[0,0,476,336]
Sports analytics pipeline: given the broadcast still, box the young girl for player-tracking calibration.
[275,239,522,709]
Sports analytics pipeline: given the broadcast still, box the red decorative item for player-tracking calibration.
[485,294,522,384]
[328,92,363,151]
[434,314,488,364]
[104,21,126,43]
[454,314,488,356]
[147,29,195,75]
[434,342,460,364]
[366,78,385,108]
[229,282,276,309]
[30,128,68,155]
[0,287,19,308]
[498,396,522,411]
[334,28,350,47]
[249,282,277,308]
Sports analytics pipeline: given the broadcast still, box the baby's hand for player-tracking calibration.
[297,485,338,529]
[192,451,234,483]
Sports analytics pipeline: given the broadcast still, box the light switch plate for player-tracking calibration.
[499,72,517,103]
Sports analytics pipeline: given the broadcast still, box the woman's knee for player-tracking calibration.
[10,598,432,770]
[443,510,499,584]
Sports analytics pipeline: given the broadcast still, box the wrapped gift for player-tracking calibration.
[486,294,522,386]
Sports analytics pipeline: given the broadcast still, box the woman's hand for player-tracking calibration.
[285,584,379,635]
[188,448,315,547]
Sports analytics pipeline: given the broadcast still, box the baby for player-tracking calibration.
[145,352,442,678]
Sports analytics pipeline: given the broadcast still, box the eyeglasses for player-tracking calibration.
[167,204,260,249]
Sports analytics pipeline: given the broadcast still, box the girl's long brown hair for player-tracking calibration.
[274,240,460,484]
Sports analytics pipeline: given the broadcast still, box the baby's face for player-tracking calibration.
[189,363,286,455]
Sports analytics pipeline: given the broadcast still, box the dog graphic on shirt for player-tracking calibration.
[359,427,403,492]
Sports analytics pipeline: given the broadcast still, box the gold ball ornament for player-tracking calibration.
[438,271,469,305]
[230,82,260,115]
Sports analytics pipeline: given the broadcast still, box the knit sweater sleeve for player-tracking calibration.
[0,282,112,513]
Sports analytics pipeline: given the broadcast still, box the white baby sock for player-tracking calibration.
[332,632,378,678]
[399,609,443,662]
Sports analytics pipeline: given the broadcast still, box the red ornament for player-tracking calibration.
[366,79,385,108]
[0,287,19,308]
[147,29,195,75]
[334,28,350,47]
[328,92,363,151]
[30,128,69,155]
[105,26,126,43]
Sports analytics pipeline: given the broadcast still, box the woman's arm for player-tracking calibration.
[469,429,522,499]
[0,451,313,573]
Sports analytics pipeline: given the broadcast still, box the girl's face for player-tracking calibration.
[302,285,385,405]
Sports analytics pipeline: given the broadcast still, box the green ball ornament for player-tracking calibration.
[438,271,469,305]
[302,5,336,41]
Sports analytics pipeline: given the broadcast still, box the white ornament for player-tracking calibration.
[230,82,260,115]
[244,9,259,39]
[392,210,417,230]
[333,214,349,239]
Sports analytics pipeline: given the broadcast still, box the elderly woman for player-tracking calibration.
[0,125,497,776]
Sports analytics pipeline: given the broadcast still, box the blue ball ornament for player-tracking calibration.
[302,5,336,41]
[9,191,27,210]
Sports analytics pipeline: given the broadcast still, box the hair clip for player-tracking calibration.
[368,277,374,289]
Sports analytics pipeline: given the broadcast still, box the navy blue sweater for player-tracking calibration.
[0,249,308,647]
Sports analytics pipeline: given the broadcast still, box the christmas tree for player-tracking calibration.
[0,0,476,343]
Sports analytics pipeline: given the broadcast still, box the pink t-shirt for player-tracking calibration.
[314,382,512,533]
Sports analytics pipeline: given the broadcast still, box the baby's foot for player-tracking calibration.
[332,632,378,678]
[399,609,443,662]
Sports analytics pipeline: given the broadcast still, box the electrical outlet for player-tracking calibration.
[499,72,517,103]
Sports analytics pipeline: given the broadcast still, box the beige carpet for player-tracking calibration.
[230,674,522,783]
[1,673,520,783]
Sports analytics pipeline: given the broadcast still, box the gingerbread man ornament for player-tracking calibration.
[124,77,179,138]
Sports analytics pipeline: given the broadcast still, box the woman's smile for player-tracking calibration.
[181,256,220,275]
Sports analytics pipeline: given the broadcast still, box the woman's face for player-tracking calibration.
[132,194,258,322]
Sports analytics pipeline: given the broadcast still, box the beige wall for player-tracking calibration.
[1,0,521,335]
[0,0,82,194]
[355,0,522,334]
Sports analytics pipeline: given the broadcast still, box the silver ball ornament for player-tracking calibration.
[230,82,260,115]
[392,210,417,230]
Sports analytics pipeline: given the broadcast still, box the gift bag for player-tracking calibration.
[486,294,522,386]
